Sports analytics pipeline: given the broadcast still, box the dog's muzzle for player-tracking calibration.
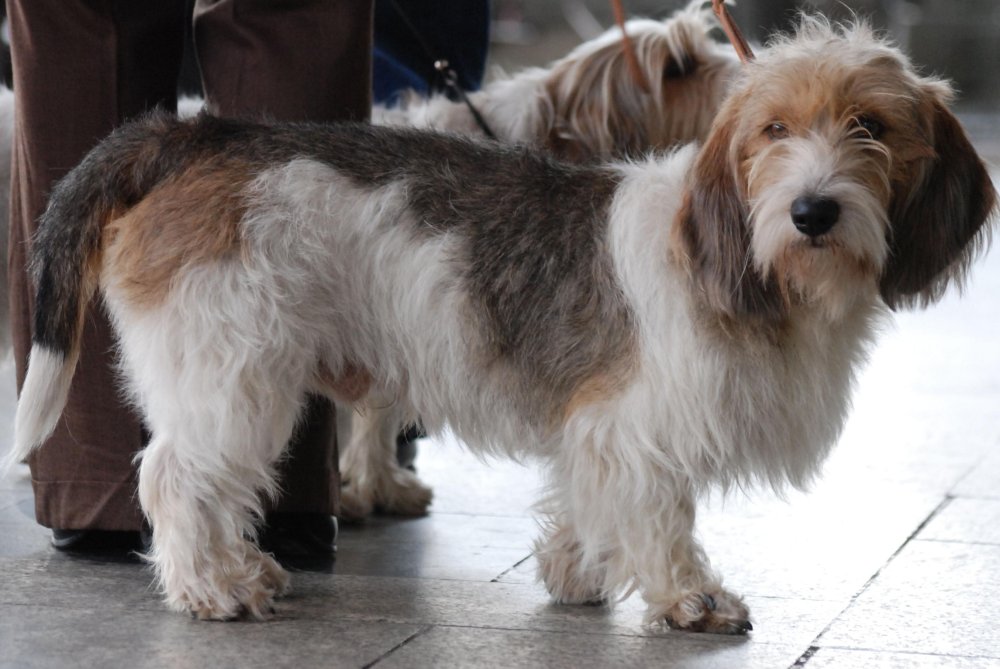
[790,195,840,237]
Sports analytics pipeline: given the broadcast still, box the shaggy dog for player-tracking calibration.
[6,17,995,633]
[373,2,738,160]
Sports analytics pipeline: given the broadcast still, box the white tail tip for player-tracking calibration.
[3,346,75,475]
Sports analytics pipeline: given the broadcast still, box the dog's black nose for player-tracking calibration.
[790,196,840,237]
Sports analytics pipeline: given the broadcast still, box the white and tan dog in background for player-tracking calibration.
[374,1,738,160]
[6,16,995,633]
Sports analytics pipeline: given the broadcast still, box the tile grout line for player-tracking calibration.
[490,553,534,583]
[917,537,1000,547]
[945,457,986,498]
[786,494,956,669]
[362,624,435,668]
[790,646,819,667]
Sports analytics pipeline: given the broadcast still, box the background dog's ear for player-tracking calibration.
[880,97,997,309]
[674,118,786,320]
[542,48,648,162]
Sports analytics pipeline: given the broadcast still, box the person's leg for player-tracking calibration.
[7,0,186,538]
[192,0,373,547]
[194,0,372,123]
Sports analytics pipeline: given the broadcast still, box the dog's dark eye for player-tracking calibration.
[854,115,884,140]
[765,123,789,140]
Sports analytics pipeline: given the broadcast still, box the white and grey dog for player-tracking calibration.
[7,17,996,633]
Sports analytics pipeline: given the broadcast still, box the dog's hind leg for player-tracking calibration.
[138,427,292,620]
[534,510,607,605]
[339,399,433,520]
[123,317,305,619]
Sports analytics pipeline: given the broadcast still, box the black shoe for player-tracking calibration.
[129,512,337,558]
[396,423,425,471]
[260,512,337,559]
[51,529,144,556]
[51,528,90,550]
[140,520,154,554]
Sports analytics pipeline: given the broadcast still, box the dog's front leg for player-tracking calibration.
[339,397,433,520]
[539,444,751,634]
[626,484,751,634]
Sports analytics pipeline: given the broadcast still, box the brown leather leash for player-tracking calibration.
[610,0,653,93]
[711,0,755,63]
[609,0,755,85]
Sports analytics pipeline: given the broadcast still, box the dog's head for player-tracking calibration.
[541,2,740,161]
[675,16,996,321]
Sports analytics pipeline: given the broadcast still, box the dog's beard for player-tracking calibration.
[750,181,888,320]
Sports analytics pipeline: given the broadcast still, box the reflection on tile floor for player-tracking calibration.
[2,190,998,667]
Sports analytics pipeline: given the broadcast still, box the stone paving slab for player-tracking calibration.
[807,648,1000,669]
[375,625,803,669]
[818,540,1000,659]
[0,603,423,669]
[918,498,1000,546]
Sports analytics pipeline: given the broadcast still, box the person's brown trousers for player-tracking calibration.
[7,0,373,530]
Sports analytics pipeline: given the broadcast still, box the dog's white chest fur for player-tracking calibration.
[597,151,884,491]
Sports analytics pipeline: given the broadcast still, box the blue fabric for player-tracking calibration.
[373,47,429,105]
[373,0,490,105]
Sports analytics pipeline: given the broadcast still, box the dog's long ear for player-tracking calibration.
[880,93,997,309]
[541,47,648,162]
[673,115,786,320]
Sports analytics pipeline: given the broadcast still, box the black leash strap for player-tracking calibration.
[388,0,498,140]
[433,59,497,140]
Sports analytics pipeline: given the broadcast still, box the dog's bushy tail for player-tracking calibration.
[6,111,187,471]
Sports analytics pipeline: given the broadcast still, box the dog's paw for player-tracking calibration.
[175,585,278,622]
[653,590,752,635]
[538,559,605,605]
[339,482,376,521]
[165,551,289,621]
[340,467,433,520]
[258,552,291,597]
[535,534,605,605]
[376,468,433,516]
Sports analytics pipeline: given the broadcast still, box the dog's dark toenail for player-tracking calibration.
[700,593,717,611]
[740,620,753,633]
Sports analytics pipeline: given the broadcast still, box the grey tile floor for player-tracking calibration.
[1,182,999,667]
